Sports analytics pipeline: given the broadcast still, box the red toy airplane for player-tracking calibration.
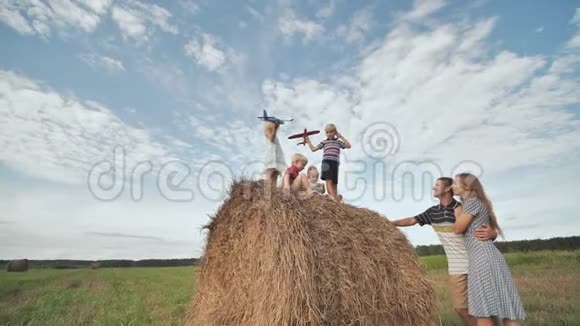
[288,128,320,146]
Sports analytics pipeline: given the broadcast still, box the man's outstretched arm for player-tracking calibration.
[392,217,418,227]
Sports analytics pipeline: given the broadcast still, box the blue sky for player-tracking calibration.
[1,0,579,259]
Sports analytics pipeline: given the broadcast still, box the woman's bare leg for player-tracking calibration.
[502,319,521,326]
[476,318,495,326]
[454,308,475,326]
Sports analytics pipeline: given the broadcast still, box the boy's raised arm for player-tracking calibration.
[336,131,351,149]
[306,137,320,152]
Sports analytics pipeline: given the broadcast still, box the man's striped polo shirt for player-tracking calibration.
[415,199,468,275]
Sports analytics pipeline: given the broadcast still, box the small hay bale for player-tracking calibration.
[6,259,29,272]
[90,262,101,270]
[189,180,436,326]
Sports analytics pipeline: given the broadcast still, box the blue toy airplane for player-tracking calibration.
[258,109,294,125]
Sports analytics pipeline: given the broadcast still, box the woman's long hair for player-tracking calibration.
[456,173,503,237]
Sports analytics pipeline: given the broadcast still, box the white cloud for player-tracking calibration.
[0,184,211,259]
[316,0,335,19]
[246,5,263,22]
[101,56,126,72]
[279,9,324,43]
[401,0,447,22]
[0,1,34,35]
[567,9,580,49]
[571,8,580,26]
[0,0,108,37]
[80,0,113,15]
[337,8,373,44]
[0,0,177,42]
[111,0,178,42]
[549,55,580,75]
[177,0,199,15]
[567,35,580,49]
[262,12,580,247]
[137,57,191,97]
[79,53,126,73]
[0,70,172,184]
[263,17,580,176]
[186,112,262,167]
[184,33,230,71]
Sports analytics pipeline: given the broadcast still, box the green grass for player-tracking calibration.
[0,267,196,326]
[1,251,579,325]
[423,251,580,325]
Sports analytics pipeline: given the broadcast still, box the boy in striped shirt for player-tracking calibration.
[306,123,351,200]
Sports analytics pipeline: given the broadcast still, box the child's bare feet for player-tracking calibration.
[329,194,343,202]
[296,190,315,200]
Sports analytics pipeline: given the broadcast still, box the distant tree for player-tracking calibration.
[415,236,580,256]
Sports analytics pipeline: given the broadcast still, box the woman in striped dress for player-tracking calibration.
[452,173,526,326]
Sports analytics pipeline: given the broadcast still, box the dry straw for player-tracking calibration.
[190,180,436,325]
[6,259,29,272]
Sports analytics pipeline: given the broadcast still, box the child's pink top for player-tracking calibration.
[286,164,300,180]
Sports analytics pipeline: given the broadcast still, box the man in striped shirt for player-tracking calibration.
[392,177,497,326]
[306,123,351,200]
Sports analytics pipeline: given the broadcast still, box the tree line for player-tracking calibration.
[2,236,579,269]
[415,236,580,256]
[1,258,198,270]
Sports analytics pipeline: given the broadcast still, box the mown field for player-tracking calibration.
[1,250,578,326]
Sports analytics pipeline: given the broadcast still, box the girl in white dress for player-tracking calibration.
[263,121,286,187]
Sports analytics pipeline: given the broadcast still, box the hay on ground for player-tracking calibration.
[6,259,29,272]
[190,180,436,326]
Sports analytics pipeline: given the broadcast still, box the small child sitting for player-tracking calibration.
[307,166,325,194]
[282,153,315,195]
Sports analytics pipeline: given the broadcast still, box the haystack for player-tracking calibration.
[190,180,436,326]
[6,259,29,272]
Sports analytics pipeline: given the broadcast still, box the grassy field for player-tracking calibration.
[1,250,578,326]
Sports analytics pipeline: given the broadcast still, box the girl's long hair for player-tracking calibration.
[456,173,503,237]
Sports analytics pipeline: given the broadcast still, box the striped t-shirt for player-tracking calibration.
[316,138,345,162]
[415,199,468,275]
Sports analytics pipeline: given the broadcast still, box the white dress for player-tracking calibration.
[264,135,286,173]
